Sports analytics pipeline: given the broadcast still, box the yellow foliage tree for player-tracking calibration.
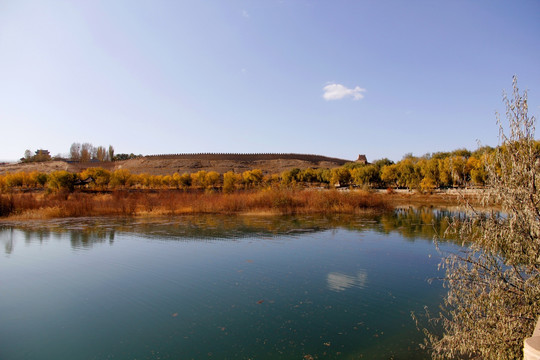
[109,169,132,188]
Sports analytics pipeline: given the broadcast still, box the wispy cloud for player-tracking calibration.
[323,83,366,101]
[242,10,250,18]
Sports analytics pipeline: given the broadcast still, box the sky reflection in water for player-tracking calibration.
[0,209,460,360]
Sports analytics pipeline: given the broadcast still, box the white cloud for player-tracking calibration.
[323,83,366,101]
[327,270,368,292]
[242,10,250,18]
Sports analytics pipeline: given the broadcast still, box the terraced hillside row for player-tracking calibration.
[145,153,351,164]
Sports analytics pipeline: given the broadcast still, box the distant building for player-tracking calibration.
[21,149,52,163]
[35,149,50,157]
[355,154,368,164]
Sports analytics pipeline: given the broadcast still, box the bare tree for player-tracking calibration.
[423,77,540,359]
[70,143,81,161]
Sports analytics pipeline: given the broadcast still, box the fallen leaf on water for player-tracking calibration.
[172,313,178,317]
[257,300,264,304]
[246,260,254,263]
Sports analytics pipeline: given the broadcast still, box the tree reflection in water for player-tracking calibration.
[0,207,475,254]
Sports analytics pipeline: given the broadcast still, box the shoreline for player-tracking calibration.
[0,188,489,222]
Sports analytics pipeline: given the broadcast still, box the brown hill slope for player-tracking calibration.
[0,153,352,175]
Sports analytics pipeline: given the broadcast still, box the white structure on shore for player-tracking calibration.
[524,317,540,360]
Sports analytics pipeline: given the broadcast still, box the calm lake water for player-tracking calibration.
[0,210,460,360]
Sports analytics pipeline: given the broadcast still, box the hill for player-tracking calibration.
[0,153,352,176]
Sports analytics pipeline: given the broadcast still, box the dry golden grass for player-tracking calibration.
[0,188,391,220]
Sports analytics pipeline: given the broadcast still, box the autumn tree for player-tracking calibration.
[191,171,208,189]
[330,167,351,186]
[80,167,111,189]
[395,157,421,189]
[351,164,379,187]
[380,164,399,187]
[95,146,107,162]
[298,168,317,184]
[178,173,192,190]
[109,169,132,188]
[280,168,301,186]
[424,78,540,359]
[206,171,221,189]
[223,171,240,193]
[242,169,263,188]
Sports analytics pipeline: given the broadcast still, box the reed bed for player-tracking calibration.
[0,188,391,220]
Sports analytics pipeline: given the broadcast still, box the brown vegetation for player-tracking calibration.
[0,188,391,220]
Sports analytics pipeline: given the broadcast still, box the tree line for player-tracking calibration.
[10,141,540,193]
[69,143,115,162]
[20,143,145,163]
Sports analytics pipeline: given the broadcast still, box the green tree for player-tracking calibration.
[373,158,394,169]
[281,168,300,186]
[298,168,317,183]
[48,171,77,192]
[316,168,331,184]
[351,164,378,187]
[108,145,115,162]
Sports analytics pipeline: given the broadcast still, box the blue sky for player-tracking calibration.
[1,0,539,162]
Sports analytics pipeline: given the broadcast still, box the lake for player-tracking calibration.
[0,209,460,359]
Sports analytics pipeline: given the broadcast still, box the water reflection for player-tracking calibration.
[0,207,460,360]
[0,207,467,254]
[327,270,368,292]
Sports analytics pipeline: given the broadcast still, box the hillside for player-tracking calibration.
[0,153,352,176]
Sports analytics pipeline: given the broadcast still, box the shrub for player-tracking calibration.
[424,78,540,359]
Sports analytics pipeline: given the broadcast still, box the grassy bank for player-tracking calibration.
[0,188,392,220]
